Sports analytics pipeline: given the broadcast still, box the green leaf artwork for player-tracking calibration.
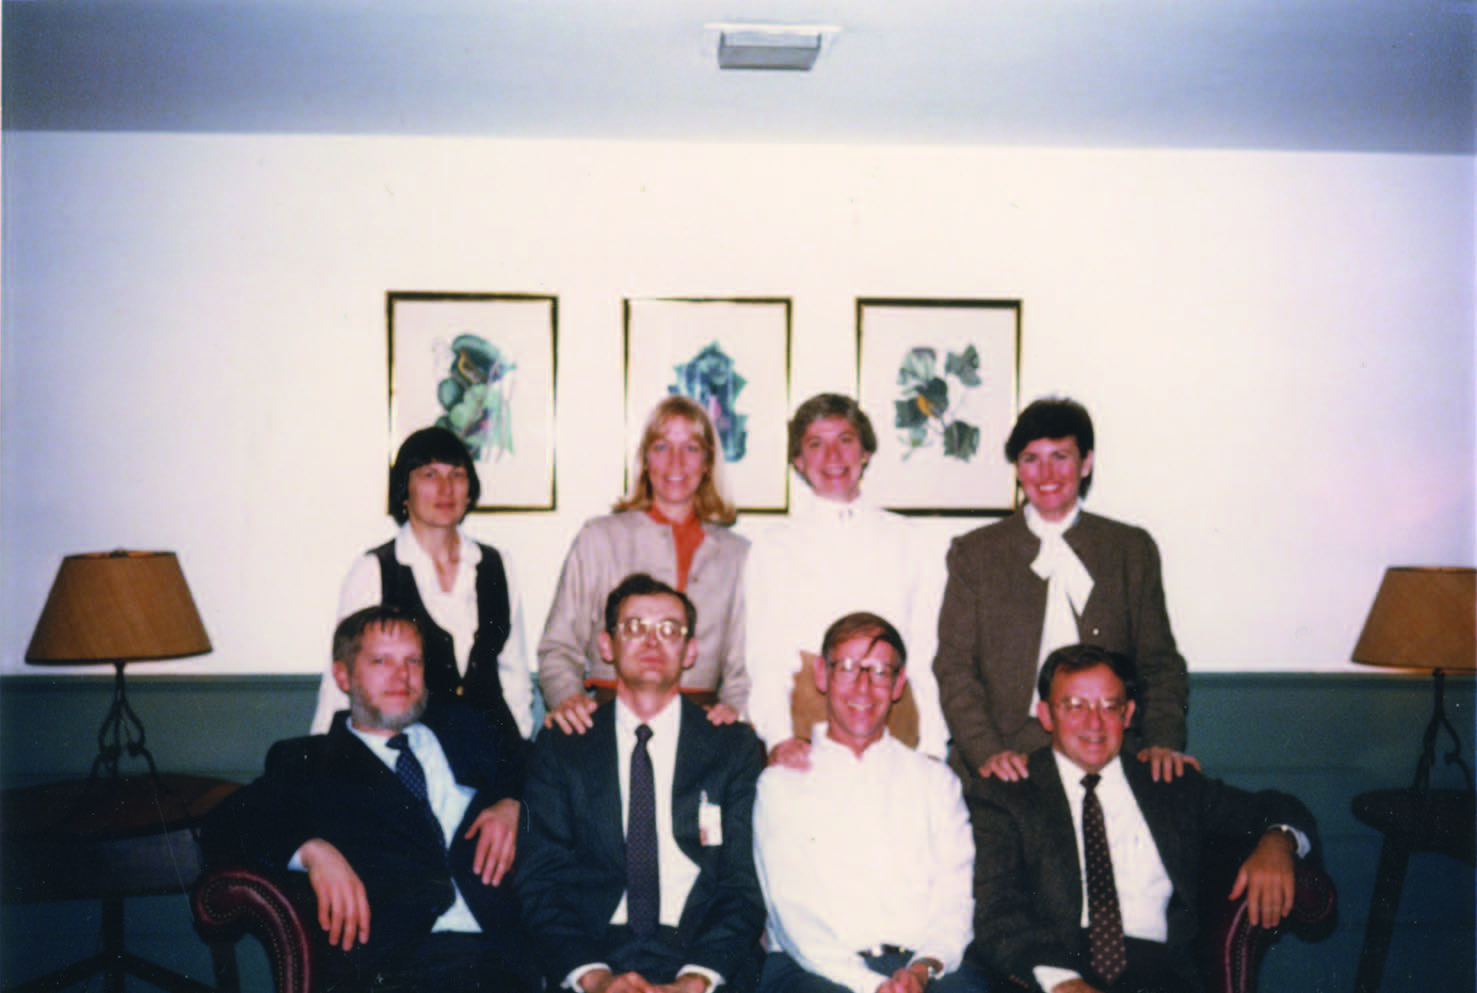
[893,344,983,462]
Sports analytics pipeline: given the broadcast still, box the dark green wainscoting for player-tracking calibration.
[2,673,1472,993]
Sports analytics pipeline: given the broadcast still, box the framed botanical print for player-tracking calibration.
[388,292,557,511]
[857,298,1020,515]
[624,298,792,513]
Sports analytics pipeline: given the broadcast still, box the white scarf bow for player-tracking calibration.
[1026,503,1094,715]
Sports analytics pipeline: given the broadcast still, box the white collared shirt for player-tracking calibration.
[754,729,974,993]
[610,696,701,926]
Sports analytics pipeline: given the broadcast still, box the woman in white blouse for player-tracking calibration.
[309,426,533,744]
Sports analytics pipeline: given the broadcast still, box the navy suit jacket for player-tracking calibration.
[965,748,1318,991]
[201,703,528,978]
[514,697,767,989]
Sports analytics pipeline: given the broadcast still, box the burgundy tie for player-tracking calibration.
[1082,774,1127,985]
[626,724,659,939]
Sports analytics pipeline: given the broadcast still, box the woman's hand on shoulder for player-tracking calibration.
[767,736,812,771]
[1136,745,1200,782]
[544,694,598,735]
[978,750,1031,782]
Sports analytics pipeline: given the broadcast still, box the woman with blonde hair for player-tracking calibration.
[538,395,750,733]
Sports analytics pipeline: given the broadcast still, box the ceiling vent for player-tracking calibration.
[711,24,839,71]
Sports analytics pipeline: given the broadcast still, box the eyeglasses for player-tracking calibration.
[616,617,689,643]
[1051,697,1129,720]
[827,657,900,685]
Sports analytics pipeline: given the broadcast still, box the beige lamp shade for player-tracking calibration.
[26,550,212,665]
[1351,566,1476,672]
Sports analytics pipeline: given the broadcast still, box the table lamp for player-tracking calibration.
[25,550,212,780]
[1351,566,1475,794]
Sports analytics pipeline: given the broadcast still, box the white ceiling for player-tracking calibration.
[4,0,1474,154]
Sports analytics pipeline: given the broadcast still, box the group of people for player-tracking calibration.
[204,393,1320,993]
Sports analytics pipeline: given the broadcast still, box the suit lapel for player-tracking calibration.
[1031,751,1087,924]
[1124,757,1189,894]
[587,705,626,866]
[670,699,706,862]
[323,718,444,851]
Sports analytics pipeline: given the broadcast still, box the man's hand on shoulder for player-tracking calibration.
[297,839,369,951]
[1135,745,1202,782]
[466,797,520,885]
[1230,828,1298,927]
[705,703,740,726]
[545,694,598,735]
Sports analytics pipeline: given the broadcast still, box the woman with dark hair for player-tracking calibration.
[933,396,1195,784]
[537,396,749,734]
[309,426,533,745]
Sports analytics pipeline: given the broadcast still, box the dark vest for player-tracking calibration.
[371,540,522,750]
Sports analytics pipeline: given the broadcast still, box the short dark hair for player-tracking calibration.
[821,611,908,669]
[387,426,482,525]
[1004,397,1095,498]
[1036,644,1137,703]
[332,604,423,668]
[602,573,697,640]
[787,393,878,465]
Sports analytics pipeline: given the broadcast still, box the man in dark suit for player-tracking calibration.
[201,605,531,993]
[966,645,1317,993]
[516,573,767,993]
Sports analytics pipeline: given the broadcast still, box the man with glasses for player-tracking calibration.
[753,612,986,993]
[966,645,1317,993]
[517,573,767,993]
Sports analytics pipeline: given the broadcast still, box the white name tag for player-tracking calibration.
[698,790,723,846]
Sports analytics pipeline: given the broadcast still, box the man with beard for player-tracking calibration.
[202,605,531,993]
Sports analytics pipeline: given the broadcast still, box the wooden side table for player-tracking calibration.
[2,773,240,993]
[1350,787,1476,993]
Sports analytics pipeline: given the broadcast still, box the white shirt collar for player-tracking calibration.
[393,522,482,573]
[614,693,683,740]
[1024,500,1082,538]
[792,482,873,522]
[1052,749,1127,794]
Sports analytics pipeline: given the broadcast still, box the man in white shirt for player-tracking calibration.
[201,605,530,993]
[966,645,1317,993]
[517,573,767,993]
[754,612,986,993]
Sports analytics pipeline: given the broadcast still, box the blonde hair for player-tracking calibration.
[613,396,737,525]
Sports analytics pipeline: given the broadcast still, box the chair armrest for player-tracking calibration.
[1202,862,1337,993]
[191,864,317,993]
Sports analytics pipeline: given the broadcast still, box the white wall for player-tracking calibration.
[2,134,1472,675]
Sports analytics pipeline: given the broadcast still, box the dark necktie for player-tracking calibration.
[1082,773,1127,986]
[387,733,444,845]
[626,724,659,939]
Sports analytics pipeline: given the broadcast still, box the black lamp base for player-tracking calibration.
[1413,668,1474,794]
[91,660,159,781]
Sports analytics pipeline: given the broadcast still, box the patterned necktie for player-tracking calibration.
[387,733,444,845]
[626,724,659,940]
[1082,773,1127,986]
